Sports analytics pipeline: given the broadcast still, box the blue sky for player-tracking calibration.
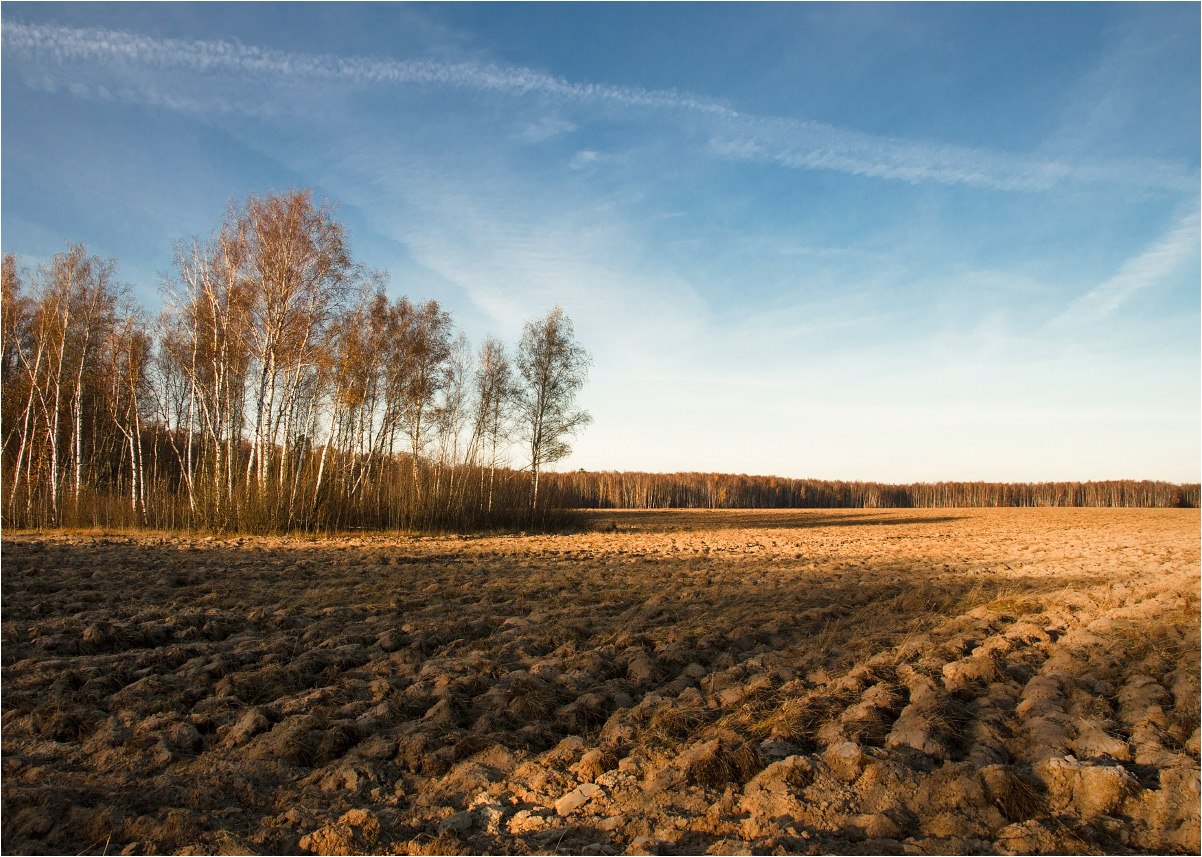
[3,3,1199,482]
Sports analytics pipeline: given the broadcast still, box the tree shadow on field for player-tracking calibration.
[0,533,1120,856]
[580,508,966,532]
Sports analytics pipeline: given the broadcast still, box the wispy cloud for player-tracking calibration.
[518,116,578,143]
[568,149,603,170]
[709,120,1189,193]
[4,20,1194,194]
[19,72,284,119]
[316,137,713,349]
[1054,208,1200,327]
[2,21,735,114]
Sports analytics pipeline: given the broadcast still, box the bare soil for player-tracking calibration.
[2,508,1198,855]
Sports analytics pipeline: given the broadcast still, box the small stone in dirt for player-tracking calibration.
[556,782,603,816]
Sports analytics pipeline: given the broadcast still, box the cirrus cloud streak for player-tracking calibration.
[4,20,1195,194]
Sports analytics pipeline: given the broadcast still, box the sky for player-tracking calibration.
[2,3,1199,483]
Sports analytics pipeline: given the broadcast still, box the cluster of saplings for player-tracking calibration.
[545,470,1201,509]
[1,190,591,532]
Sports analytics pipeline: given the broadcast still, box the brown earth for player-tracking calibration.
[1,508,1199,856]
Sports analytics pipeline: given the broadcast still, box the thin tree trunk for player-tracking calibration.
[312,402,340,519]
[184,332,197,515]
[7,335,46,512]
[133,385,145,516]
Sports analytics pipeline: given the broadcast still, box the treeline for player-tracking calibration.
[545,471,1201,510]
[2,190,590,532]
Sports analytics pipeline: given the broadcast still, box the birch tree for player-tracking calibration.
[393,299,452,519]
[468,337,515,515]
[515,306,591,519]
[230,190,352,497]
[2,247,120,524]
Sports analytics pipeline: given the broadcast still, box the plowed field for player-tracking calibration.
[2,508,1198,855]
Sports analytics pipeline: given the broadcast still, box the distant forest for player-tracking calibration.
[544,471,1201,510]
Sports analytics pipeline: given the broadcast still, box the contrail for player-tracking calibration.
[4,20,1194,194]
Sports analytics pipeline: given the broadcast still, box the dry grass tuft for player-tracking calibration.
[686,736,765,789]
[983,766,1046,822]
[649,704,712,743]
[404,830,470,856]
[761,688,859,750]
[505,677,564,722]
[30,703,98,742]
